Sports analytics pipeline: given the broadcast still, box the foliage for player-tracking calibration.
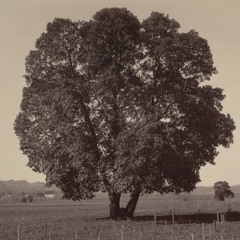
[28,194,34,202]
[21,194,33,203]
[35,192,45,197]
[14,8,235,217]
[214,181,234,201]
[0,191,5,197]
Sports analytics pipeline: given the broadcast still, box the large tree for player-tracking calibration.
[14,8,235,219]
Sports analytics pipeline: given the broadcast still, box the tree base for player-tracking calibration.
[109,208,133,220]
[108,190,140,220]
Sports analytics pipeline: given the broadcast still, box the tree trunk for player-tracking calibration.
[108,191,121,219]
[108,190,141,219]
[125,190,141,219]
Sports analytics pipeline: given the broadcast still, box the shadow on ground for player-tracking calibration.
[133,211,240,224]
[97,211,240,223]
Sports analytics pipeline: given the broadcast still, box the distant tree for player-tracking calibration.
[44,190,55,195]
[21,196,27,203]
[224,189,234,199]
[35,192,45,197]
[14,8,235,219]
[21,194,33,203]
[27,195,33,202]
[0,191,5,197]
[214,181,234,201]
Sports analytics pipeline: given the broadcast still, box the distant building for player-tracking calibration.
[44,193,54,198]
[44,190,55,198]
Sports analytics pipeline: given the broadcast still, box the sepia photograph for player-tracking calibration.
[0,0,240,239]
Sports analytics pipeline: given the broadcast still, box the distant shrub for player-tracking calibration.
[21,194,33,203]
[22,196,27,203]
[28,195,33,202]
[35,192,45,197]
[0,191,5,197]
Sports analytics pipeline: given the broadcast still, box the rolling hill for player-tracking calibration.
[0,180,61,196]
[0,180,239,198]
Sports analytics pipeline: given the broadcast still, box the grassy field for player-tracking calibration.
[1,193,240,240]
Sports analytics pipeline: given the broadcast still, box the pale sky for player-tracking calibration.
[0,0,239,186]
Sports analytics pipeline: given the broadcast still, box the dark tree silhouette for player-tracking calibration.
[14,8,235,219]
[214,181,234,201]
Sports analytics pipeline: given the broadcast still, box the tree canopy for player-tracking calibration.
[14,8,235,218]
[214,181,234,201]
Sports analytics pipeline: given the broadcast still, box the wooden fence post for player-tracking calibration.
[17,225,20,240]
[97,233,101,240]
[83,222,86,231]
[120,229,124,240]
[191,233,194,240]
[63,222,67,235]
[153,210,157,223]
[172,212,175,225]
[217,212,220,223]
[112,220,116,231]
[139,230,142,240]
[202,223,205,240]
[208,224,212,239]
[213,220,217,231]
[221,213,225,223]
